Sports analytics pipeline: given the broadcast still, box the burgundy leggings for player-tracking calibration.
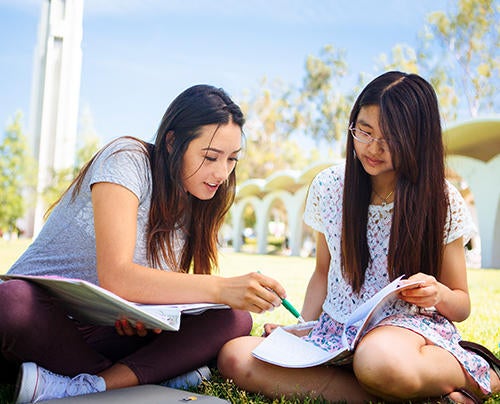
[0,280,252,384]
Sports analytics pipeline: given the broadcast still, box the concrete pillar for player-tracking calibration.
[447,155,500,268]
[25,0,84,237]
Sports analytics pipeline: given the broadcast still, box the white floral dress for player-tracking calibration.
[302,163,491,393]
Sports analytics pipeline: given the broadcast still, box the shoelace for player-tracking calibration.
[66,374,102,396]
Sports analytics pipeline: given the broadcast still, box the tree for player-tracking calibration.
[375,43,460,122]
[236,78,315,183]
[236,0,500,182]
[376,44,420,74]
[0,113,36,236]
[376,1,499,121]
[288,45,354,154]
[424,0,500,117]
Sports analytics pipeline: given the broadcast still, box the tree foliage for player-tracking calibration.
[283,0,499,150]
[0,113,36,235]
[424,0,500,117]
[228,2,500,187]
[236,79,316,183]
[288,45,354,153]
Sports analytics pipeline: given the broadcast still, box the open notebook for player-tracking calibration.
[0,274,228,331]
[252,275,424,367]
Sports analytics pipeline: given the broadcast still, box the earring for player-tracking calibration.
[353,149,357,159]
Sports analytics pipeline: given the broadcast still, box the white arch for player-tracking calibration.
[248,190,290,254]
[446,154,500,268]
[230,149,500,269]
[288,187,310,256]
[230,161,339,257]
[231,196,262,253]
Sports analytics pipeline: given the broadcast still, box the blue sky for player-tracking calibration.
[0,0,449,145]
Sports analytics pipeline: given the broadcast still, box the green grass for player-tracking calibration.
[1,240,499,403]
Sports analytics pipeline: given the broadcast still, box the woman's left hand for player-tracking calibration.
[399,273,442,308]
[114,318,162,337]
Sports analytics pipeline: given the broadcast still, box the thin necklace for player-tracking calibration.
[372,189,394,206]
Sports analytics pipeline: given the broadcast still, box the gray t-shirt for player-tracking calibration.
[9,137,181,285]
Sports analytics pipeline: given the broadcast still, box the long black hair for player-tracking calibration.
[342,71,447,292]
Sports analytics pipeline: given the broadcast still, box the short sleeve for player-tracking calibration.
[88,138,151,202]
[444,181,476,246]
[303,175,326,234]
[303,164,345,234]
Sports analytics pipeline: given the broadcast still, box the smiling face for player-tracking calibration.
[181,121,242,200]
[353,105,395,184]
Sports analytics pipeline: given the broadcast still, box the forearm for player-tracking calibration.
[98,261,286,315]
[435,237,471,322]
[300,231,330,321]
[301,270,327,321]
[99,262,222,304]
[434,283,471,322]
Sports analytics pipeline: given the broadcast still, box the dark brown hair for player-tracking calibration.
[49,85,244,275]
[342,71,448,292]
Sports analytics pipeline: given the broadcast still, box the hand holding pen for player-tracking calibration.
[257,271,305,323]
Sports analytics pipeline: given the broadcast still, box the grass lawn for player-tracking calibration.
[1,239,499,403]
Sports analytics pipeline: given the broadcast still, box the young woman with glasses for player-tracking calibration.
[217,71,500,403]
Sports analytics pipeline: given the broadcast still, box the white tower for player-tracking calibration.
[25,0,84,237]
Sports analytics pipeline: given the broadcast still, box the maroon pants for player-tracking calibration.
[0,280,252,384]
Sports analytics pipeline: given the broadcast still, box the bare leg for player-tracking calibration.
[218,336,376,402]
[353,326,480,401]
[446,390,478,404]
[98,363,139,390]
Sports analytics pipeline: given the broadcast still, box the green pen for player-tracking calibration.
[280,297,305,323]
[258,270,305,323]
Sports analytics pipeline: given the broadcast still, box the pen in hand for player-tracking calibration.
[257,271,305,323]
[280,297,306,323]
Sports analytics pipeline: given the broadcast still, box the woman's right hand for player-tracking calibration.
[262,322,312,337]
[262,322,280,336]
[218,271,285,314]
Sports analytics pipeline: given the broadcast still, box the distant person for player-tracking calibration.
[0,85,286,403]
[217,72,500,403]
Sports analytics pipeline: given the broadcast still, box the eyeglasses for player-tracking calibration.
[349,123,388,148]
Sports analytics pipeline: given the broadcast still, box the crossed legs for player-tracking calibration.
[218,325,487,403]
[1,280,252,389]
[218,336,376,402]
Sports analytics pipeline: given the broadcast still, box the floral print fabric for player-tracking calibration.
[303,164,490,393]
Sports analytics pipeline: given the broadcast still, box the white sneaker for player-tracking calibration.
[15,362,106,403]
[162,366,211,390]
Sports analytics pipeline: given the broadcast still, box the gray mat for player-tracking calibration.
[40,384,230,403]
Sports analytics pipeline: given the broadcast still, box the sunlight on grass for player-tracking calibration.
[0,238,31,274]
[1,240,499,403]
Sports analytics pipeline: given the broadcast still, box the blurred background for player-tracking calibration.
[0,0,499,267]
